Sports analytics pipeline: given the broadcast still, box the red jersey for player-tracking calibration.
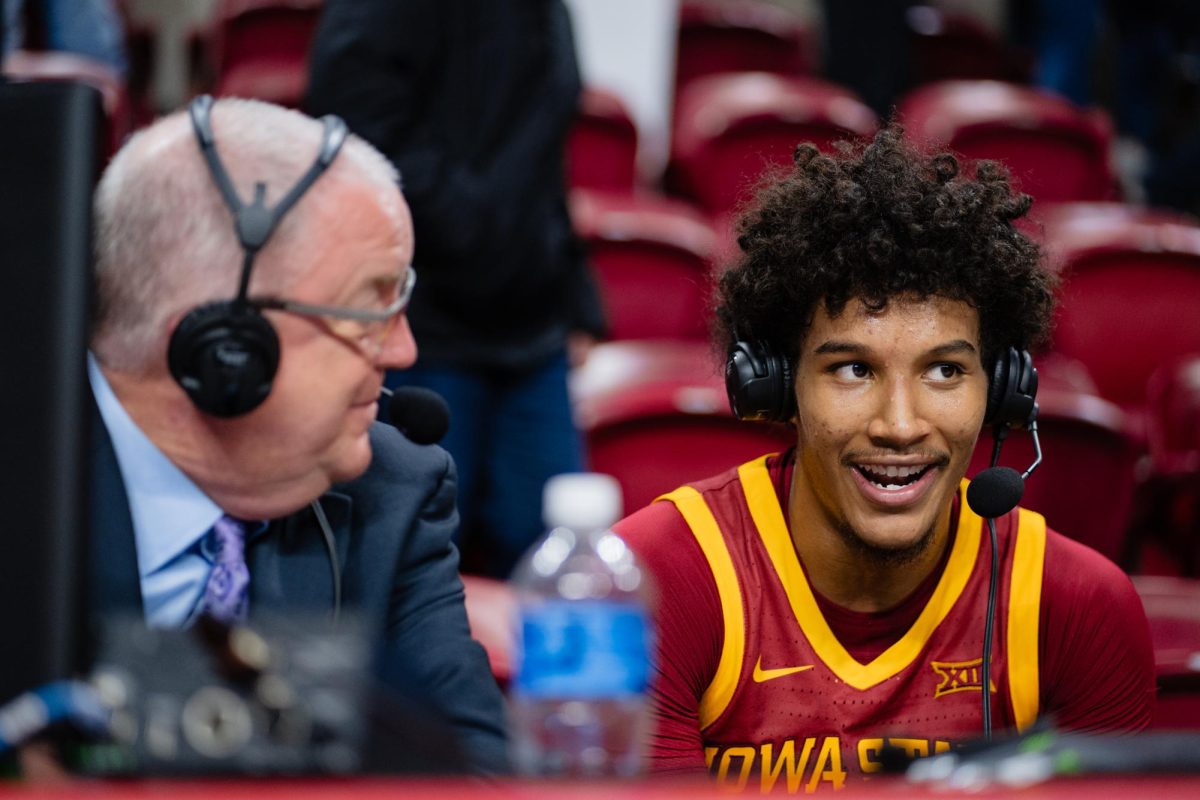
[613,452,1155,791]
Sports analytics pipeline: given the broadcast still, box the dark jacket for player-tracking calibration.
[89,416,510,774]
[305,0,606,370]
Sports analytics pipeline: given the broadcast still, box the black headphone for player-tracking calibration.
[724,339,796,423]
[725,338,1039,429]
[167,95,349,418]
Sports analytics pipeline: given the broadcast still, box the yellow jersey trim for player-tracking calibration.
[660,485,747,730]
[1007,507,1046,733]
[742,461,984,691]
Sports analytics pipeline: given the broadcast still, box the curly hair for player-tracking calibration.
[714,125,1056,372]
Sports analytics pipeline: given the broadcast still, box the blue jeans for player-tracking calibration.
[384,353,584,577]
[1033,0,1102,106]
[3,0,128,73]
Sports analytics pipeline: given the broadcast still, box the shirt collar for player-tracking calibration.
[88,353,223,577]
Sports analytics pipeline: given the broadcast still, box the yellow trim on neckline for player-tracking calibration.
[740,460,982,691]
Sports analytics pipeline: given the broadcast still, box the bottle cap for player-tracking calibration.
[542,472,623,532]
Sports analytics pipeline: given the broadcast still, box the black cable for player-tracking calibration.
[981,517,1000,741]
[311,499,342,624]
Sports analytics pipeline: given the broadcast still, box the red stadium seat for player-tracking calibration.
[1148,357,1200,480]
[1145,358,1200,576]
[968,378,1140,565]
[571,340,724,401]
[570,189,718,341]
[574,341,793,513]
[1,49,131,156]
[567,87,639,192]
[1038,203,1200,412]
[676,0,816,102]
[1129,576,1200,730]
[671,72,878,215]
[897,80,1117,204]
[210,0,323,108]
[905,5,1031,84]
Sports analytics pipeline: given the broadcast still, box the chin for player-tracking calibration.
[838,515,939,566]
[856,517,935,549]
[325,434,375,484]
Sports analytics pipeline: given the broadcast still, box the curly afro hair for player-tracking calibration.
[714,125,1056,372]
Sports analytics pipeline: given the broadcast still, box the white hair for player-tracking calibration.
[91,97,402,372]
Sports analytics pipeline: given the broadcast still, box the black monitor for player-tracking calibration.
[0,80,101,704]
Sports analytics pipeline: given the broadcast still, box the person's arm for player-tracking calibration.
[305,0,579,264]
[375,441,510,775]
[1037,532,1156,733]
[615,501,724,773]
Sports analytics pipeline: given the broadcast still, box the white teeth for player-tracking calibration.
[860,464,925,478]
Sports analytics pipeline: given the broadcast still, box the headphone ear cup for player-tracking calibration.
[984,349,1011,427]
[725,340,795,422]
[984,347,1038,428]
[168,302,280,418]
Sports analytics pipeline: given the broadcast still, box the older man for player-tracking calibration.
[87,96,507,773]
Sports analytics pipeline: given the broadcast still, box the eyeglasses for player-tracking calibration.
[249,267,416,356]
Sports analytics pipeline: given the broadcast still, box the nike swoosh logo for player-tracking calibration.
[752,656,815,683]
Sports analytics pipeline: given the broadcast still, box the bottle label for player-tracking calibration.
[515,600,652,699]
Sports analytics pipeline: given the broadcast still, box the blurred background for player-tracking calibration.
[4,0,1200,731]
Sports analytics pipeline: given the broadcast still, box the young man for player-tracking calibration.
[89,97,507,773]
[613,127,1155,791]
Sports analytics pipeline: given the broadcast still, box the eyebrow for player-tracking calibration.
[812,340,870,356]
[811,339,978,357]
[928,340,978,357]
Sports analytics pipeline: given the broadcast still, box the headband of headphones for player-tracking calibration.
[167,96,350,418]
[188,94,349,302]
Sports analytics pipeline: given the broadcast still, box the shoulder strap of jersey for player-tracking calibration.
[1006,506,1047,733]
[658,464,761,729]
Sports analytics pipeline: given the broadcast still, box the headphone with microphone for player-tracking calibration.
[726,334,1042,741]
[167,95,349,418]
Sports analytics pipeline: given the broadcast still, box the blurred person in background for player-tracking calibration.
[1,0,127,73]
[306,0,607,580]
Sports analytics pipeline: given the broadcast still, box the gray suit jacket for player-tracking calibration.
[88,412,509,774]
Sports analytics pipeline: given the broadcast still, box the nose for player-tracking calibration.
[866,376,932,449]
[374,314,417,370]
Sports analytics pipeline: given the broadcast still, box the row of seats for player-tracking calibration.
[191,0,1031,129]
[675,0,1032,112]
[4,3,1110,218]
[160,1,1065,217]
[575,75,1119,215]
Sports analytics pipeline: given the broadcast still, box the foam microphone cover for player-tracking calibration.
[966,467,1025,519]
[387,386,450,445]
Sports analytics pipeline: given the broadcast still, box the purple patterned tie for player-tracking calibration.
[199,515,250,624]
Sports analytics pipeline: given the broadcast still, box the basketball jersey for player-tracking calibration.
[659,455,1047,793]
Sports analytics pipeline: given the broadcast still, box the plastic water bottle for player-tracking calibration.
[509,473,656,778]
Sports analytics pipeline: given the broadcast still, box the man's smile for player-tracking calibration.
[849,462,941,509]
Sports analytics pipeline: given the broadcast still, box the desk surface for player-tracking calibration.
[8,775,1200,799]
